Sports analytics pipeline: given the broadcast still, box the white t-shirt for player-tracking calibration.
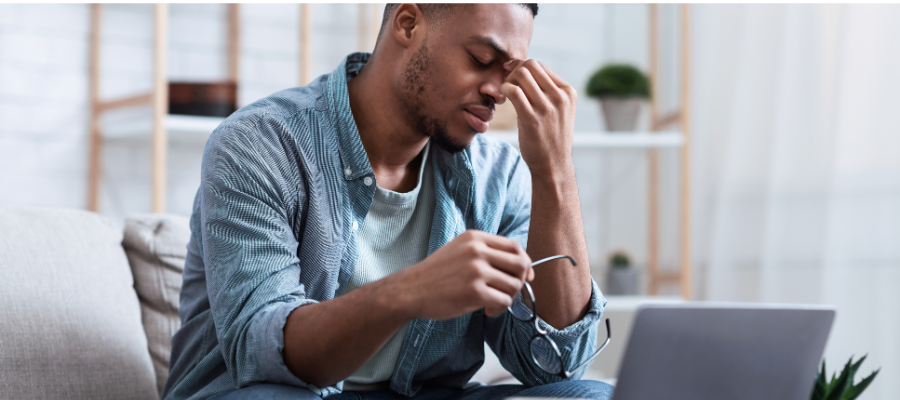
[339,141,435,390]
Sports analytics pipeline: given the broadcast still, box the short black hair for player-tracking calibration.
[375,4,538,49]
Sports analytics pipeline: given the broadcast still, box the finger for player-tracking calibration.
[500,82,534,117]
[505,65,549,109]
[537,61,574,94]
[503,58,526,75]
[479,232,525,254]
[507,238,534,282]
[527,61,568,106]
[521,59,558,93]
[477,281,515,315]
[506,59,556,97]
[480,255,528,295]
[480,243,531,281]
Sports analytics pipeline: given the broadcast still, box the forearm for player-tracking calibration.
[282,277,410,388]
[283,228,535,388]
[527,162,593,330]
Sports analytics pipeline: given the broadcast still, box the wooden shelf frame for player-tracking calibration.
[88,4,241,214]
[647,4,692,299]
[88,4,380,213]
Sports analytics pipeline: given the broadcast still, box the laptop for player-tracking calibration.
[611,303,835,400]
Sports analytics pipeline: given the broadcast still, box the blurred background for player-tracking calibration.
[1,3,898,398]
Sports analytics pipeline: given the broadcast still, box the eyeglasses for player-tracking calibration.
[507,254,612,378]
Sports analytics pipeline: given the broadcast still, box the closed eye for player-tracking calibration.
[471,54,491,69]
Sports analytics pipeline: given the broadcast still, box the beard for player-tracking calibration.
[400,38,469,154]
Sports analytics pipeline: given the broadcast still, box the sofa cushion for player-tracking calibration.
[0,208,158,400]
[122,214,189,396]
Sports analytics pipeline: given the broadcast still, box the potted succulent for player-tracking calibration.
[811,355,879,400]
[606,250,639,295]
[586,63,651,132]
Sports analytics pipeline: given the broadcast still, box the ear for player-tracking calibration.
[391,3,424,49]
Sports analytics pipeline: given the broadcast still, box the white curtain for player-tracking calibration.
[691,5,900,399]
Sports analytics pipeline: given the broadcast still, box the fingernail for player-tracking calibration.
[503,59,515,68]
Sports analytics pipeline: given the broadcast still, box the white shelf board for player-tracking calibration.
[485,130,684,148]
[602,295,686,312]
[103,113,225,144]
[101,118,683,148]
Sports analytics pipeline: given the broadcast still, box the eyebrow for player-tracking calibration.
[470,35,511,61]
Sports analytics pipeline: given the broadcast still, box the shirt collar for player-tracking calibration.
[327,52,375,181]
[326,52,475,190]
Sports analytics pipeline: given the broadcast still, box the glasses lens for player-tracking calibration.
[508,284,535,321]
[530,336,563,375]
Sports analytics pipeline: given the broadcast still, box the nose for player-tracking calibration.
[480,72,507,105]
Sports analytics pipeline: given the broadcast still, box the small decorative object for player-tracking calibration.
[811,355,879,400]
[169,82,237,117]
[585,63,651,132]
[606,250,638,295]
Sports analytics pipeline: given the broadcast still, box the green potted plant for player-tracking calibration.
[586,63,651,132]
[810,355,879,400]
[606,250,638,295]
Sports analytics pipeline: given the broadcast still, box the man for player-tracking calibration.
[164,4,612,400]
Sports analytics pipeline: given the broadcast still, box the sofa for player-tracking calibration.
[0,208,519,399]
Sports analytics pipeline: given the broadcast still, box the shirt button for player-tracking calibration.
[363,176,373,186]
[344,168,352,176]
[351,220,359,230]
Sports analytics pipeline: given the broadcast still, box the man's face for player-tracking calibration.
[397,4,533,153]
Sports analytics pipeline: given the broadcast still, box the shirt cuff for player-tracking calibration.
[254,299,344,397]
[512,277,607,366]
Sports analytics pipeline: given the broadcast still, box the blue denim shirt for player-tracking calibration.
[163,53,606,400]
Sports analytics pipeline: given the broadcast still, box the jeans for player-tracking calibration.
[210,380,614,400]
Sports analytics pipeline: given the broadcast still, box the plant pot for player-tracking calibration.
[606,267,639,295]
[599,97,642,132]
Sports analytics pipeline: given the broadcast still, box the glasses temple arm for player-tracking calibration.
[570,318,611,373]
[531,254,577,267]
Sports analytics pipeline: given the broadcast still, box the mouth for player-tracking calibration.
[464,107,494,133]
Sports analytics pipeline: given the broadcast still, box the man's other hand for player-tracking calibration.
[499,59,577,180]
[388,230,533,319]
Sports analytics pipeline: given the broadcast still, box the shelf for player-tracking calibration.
[103,112,224,144]
[485,130,684,148]
[100,119,683,148]
[602,295,686,312]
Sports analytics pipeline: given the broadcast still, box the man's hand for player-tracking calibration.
[499,59,593,329]
[499,59,577,179]
[387,230,533,319]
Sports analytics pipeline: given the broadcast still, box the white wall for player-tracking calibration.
[0,3,670,290]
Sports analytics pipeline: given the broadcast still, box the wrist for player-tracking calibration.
[376,271,418,322]
[530,162,577,193]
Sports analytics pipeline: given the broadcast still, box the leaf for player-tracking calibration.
[847,354,868,387]
[819,361,828,387]
[824,359,853,400]
[850,355,867,372]
[812,361,828,400]
[847,354,867,383]
[843,368,880,400]
[812,378,826,400]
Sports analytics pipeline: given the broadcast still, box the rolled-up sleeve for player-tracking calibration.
[198,118,340,396]
[486,153,608,386]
